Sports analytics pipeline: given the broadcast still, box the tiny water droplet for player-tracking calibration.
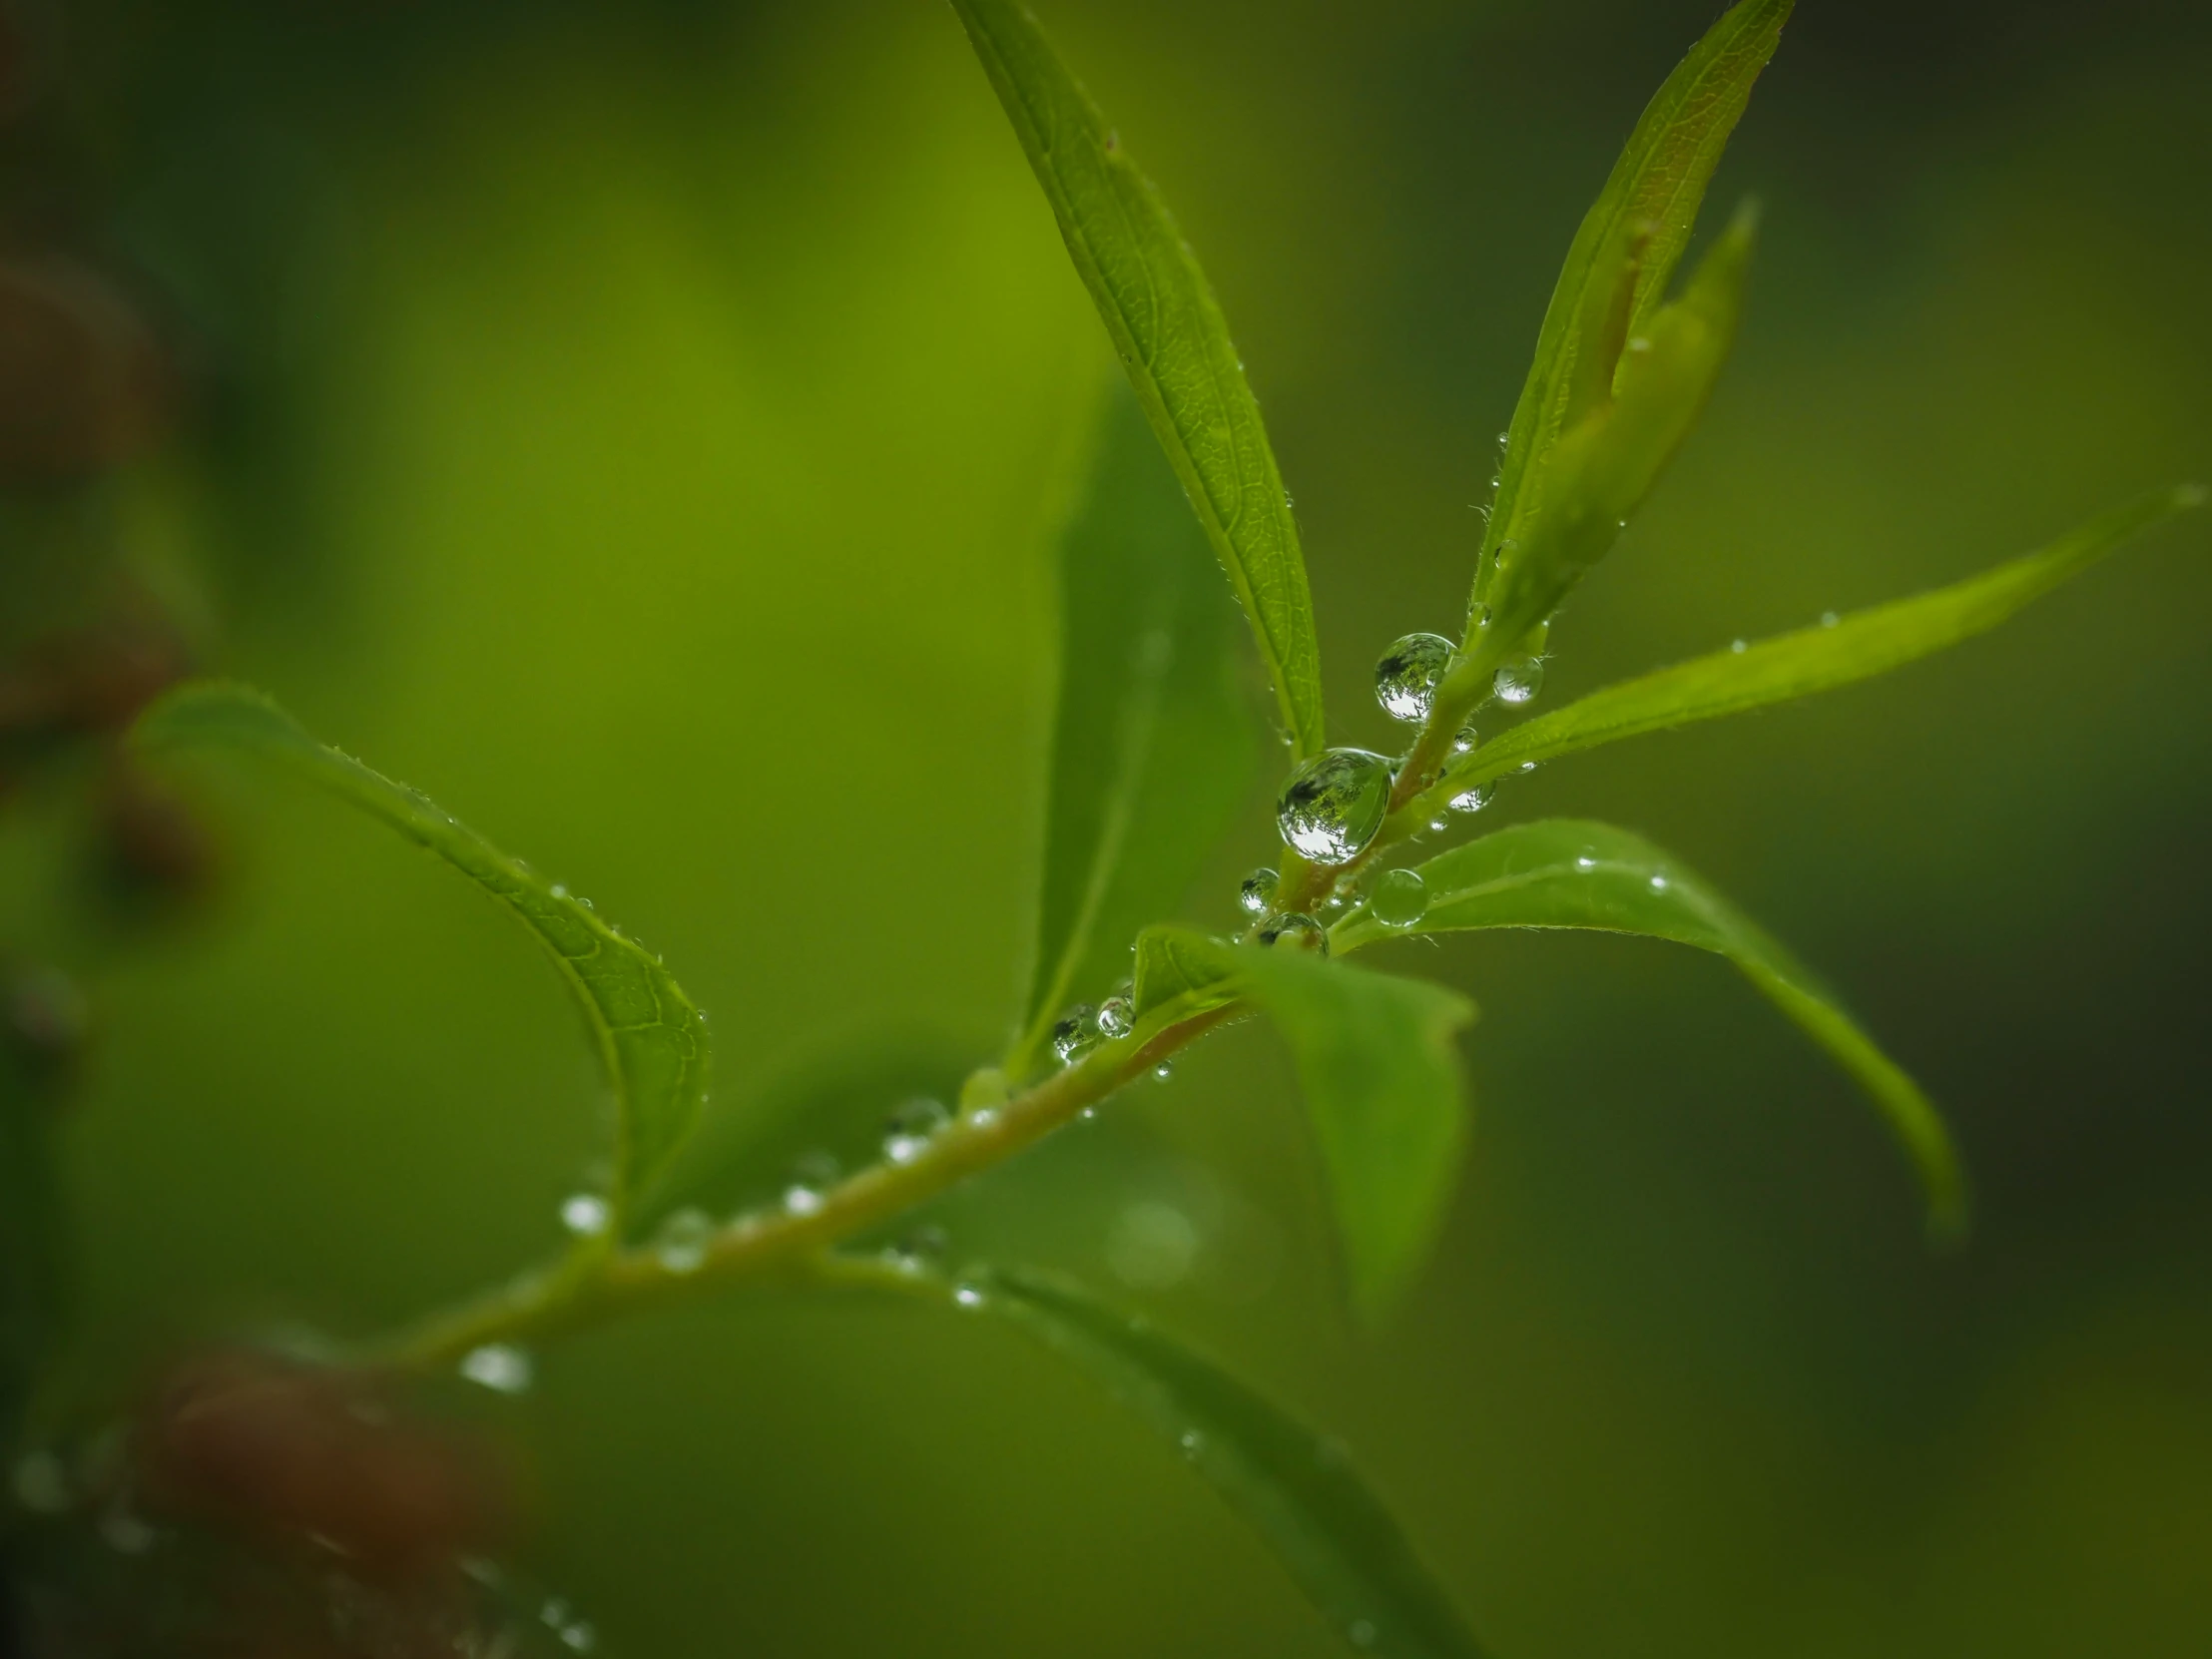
[1079,1106,1098,1121]
[560,1193,609,1237]
[1493,655,1545,706]
[1821,610,1840,628]
[1519,760,1537,774]
[1469,602,1492,633]
[881,1224,948,1275]
[1374,633,1455,723]
[1730,638,1748,654]
[1450,723,1478,754]
[459,1345,534,1394]
[1095,994,1134,1039]
[1153,1062,1174,1081]
[882,1097,950,1165]
[1257,912,1329,956]
[1238,867,1280,916]
[1649,873,1670,892]
[1277,750,1392,864]
[1427,817,1449,832]
[783,1183,826,1218]
[1370,868,1427,928]
[952,1282,987,1310]
[654,1208,715,1273]
[1179,1428,1204,1457]
[1052,1005,1102,1065]
[968,1105,1001,1130]
[549,883,568,899]
[1575,855,1597,871]
[1449,782,1493,815]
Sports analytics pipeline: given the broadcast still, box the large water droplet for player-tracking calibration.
[1095,994,1134,1039]
[1493,655,1545,706]
[882,1097,950,1165]
[1238,867,1280,916]
[1374,633,1454,723]
[1257,912,1329,956]
[1051,1005,1102,1065]
[1370,868,1427,928]
[654,1208,715,1273]
[1449,781,1493,815]
[459,1345,534,1394]
[559,1193,609,1238]
[1277,750,1391,864]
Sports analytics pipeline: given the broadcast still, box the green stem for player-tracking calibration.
[364,999,1242,1374]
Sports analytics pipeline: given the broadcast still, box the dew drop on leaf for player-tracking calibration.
[1095,994,1134,1038]
[1051,1005,1102,1065]
[653,1208,714,1273]
[1370,868,1427,928]
[1277,749,1391,864]
[1493,654,1545,706]
[1373,632,1454,723]
[1238,866,1280,916]
[1649,873,1670,891]
[1449,782,1493,815]
[952,1282,987,1310]
[1451,723,1478,754]
[882,1097,950,1165]
[1257,912,1329,956]
[559,1193,609,1237]
[1153,1062,1174,1081]
[1731,638,1748,654]
[459,1344,534,1394]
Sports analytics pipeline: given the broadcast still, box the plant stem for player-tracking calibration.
[364,999,1242,1375]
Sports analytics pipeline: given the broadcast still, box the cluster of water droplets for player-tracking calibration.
[1048,976,1138,1068]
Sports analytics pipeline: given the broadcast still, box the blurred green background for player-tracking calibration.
[8,0,2212,1651]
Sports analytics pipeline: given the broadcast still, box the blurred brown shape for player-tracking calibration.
[0,589,191,747]
[137,1351,516,1585]
[0,254,171,479]
[94,753,218,903]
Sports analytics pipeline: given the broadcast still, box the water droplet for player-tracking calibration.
[561,1622,597,1653]
[1493,655,1545,706]
[1349,1618,1379,1648]
[1238,867,1280,916]
[459,1345,534,1394]
[1730,638,1748,654]
[1821,610,1840,628]
[882,1097,950,1165]
[1095,994,1134,1039]
[1374,633,1454,723]
[1649,873,1670,892]
[653,1208,715,1273]
[1178,1428,1205,1458]
[1277,750,1391,864]
[881,1224,947,1275]
[1450,723,1478,755]
[1257,912,1329,956]
[1468,602,1492,634]
[1575,855,1597,871]
[1626,334,1654,354]
[967,1105,1001,1130]
[560,1193,609,1237]
[1427,817,1449,833]
[952,1282,987,1310]
[11,1450,70,1513]
[549,883,568,899]
[1153,1062,1174,1081]
[783,1183,826,1218]
[1370,868,1427,929]
[1448,782,1493,815]
[1519,760,1537,774]
[1052,1005,1102,1065]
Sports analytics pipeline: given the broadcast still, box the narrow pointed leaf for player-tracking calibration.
[1472,0,1790,631]
[1143,928,1475,1315]
[952,0,1326,758]
[1334,821,1962,1233]
[1014,380,1258,1079]
[133,683,710,1226]
[1131,924,1241,1022]
[969,1268,1493,1659]
[1431,487,2204,808]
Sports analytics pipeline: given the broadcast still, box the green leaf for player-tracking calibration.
[1130,923,1241,1022]
[952,0,1326,759]
[1431,486,2205,806]
[132,683,711,1229]
[969,1268,1493,1659]
[1013,379,1259,1079]
[1334,820,1963,1234]
[1470,0,1790,635]
[1142,929,1476,1315]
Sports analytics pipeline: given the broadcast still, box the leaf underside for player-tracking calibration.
[1473,0,1791,622]
[971,1268,1494,1659]
[1335,820,1963,1233]
[133,683,710,1229]
[1140,929,1476,1316]
[1016,379,1258,1078]
[1439,486,2203,799]
[952,0,1326,759]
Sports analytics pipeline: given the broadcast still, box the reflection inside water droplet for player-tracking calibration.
[1374,633,1454,723]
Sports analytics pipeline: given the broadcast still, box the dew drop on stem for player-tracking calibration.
[1373,632,1454,723]
[1277,750,1391,864]
[882,1097,950,1165]
[1493,655,1544,706]
[1449,782,1492,815]
[653,1208,714,1273]
[1238,867,1280,916]
[1257,912,1329,956]
[559,1193,609,1237]
[1051,1005,1102,1065]
[1095,994,1134,1039]
[1370,867,1427,928]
